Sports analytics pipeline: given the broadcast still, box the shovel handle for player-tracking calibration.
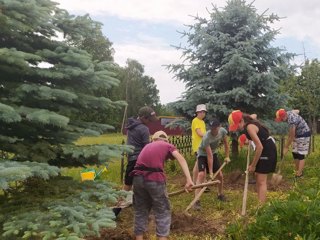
[241,141,251,216]
[184,160,229,212]
[168,180,220,197]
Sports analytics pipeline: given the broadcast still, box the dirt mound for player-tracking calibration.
[92,228,133,240]
[171,212,218,236]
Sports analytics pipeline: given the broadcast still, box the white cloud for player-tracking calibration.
[55,0,217,24]
[113,36,186,104]
[254,0,320,45]
[55,0,320,103]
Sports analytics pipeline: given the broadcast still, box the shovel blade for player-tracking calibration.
[271,173,283,186]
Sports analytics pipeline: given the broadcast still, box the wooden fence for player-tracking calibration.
[120,135,315,182]
[120,135,192,181]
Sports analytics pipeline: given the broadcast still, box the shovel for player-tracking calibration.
[271,156,284,186]
[241,141,251,216]
[168,180,221,197]
[184,158,231,213]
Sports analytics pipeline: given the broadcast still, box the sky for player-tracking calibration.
[55,0,320,104]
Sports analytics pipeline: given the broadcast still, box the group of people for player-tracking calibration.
[117,105,311,240]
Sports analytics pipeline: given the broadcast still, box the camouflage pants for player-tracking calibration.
[133,176,171,237]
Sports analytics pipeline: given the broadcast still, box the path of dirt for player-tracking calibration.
[86,170,292,239]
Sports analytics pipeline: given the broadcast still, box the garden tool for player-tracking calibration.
[271,156,284,186]
[184,158,231,214]
[241,141,251,216]
[168,180,221,197]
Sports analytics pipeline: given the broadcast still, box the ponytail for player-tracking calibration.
[243,113,269,134]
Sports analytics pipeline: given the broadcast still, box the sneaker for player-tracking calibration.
[125,191,133,205]
[294,173,304,179]
[217,194,227,202]
[193,200,201,210]
[112,207,122,217]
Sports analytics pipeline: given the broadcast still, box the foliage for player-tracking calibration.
[226,141,320,240]
[0,160,60,190]
[281,59,320,133]
[66,14,114,62]
[0,176,129,240]
[0,0,128,164]
[112,59,161,125]
[169,0,294,121]
[0,0,134,238]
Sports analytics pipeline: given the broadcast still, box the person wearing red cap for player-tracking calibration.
[275,109,311,178]
[228,110,277,203]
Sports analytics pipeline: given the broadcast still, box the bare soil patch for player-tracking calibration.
[86,170,292,239]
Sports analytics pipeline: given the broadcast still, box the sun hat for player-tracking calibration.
[138,106,158,122]
[275,109,286,122]
[152,130,169,142]
[195,104,207,113]
[228,110,243,132]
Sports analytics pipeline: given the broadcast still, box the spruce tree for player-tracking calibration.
[0,0,131,239]
[170,0,294,119]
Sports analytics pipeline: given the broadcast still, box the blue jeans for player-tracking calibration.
[133,176,171,237]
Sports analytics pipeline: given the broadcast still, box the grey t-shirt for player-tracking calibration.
[197,127,228,157]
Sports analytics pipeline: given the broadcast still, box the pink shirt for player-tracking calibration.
[132,141,177,182]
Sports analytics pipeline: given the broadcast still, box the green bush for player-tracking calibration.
[226,176,320,240]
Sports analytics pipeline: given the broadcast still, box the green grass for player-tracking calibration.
[68,133,128,185]
[76,133,126,145]
[60,133,320,239]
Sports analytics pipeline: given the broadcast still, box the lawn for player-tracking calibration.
[61,133,320,239]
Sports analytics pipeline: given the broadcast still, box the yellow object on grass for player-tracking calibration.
[80,166,108,181]
[80,169,96,181]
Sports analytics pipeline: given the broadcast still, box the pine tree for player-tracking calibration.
[169,0,294,119]
[0,0,131,238]
[0,0,128,164]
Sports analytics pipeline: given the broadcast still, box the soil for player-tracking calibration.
[86,170,292,240]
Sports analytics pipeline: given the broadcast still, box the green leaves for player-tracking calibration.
[0,176,121,239]
[0,160,60,190]
[169,0,294,120]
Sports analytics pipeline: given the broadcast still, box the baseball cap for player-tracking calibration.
[152,130,169,142]
[209,118,221,128]
[238,134,247,148]
[228,110,243,132]
[196,104,207,112]
[275,109,286,122]
[138,106,158,122]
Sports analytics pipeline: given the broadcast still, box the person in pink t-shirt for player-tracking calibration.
[131,131,194,240]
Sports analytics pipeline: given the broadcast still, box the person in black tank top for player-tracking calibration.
[228,110,277,203]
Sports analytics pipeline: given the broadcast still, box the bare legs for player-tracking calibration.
[295,159,305,176]
[192,160,199,184]
[255,173,268,203]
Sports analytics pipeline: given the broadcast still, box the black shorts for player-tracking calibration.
[197,153,221,173]
[292,152,305,160]
[124,160,137,185]
[255,139,277,174]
